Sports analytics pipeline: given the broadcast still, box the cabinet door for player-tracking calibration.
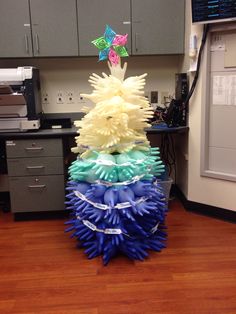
[29,0,78,57]
[9,175,65,212]
[132,0,185,55]
[0,0,33,58]
[77,0,131,56]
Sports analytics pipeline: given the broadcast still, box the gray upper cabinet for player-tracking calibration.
[30,0,79,57]
[0,0,184,58]
[0,0,33,58]
[77,0,131,56]
[131,0,185,55]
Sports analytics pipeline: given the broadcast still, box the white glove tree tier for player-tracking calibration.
[72,61,153,155]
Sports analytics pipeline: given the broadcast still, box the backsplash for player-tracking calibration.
[0,55,182,113]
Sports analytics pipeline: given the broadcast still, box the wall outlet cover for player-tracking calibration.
[56,92,64,104]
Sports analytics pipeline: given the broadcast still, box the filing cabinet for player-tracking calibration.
[6,138,65,213]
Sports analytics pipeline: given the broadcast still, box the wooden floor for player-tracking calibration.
[0,200,236,314]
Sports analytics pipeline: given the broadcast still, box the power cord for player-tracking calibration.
[183,23,209,106]
[160,133,177,184]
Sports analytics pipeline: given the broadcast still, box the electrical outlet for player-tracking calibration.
[66,92,74,104]
[42,92,49,104]
[56,92,64,104]
[78,93,85,103]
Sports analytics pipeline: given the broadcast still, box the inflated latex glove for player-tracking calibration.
[69,162,94,182]
[91,153,117,181]
[108,60,127,81]
[134,214,158,231]
[131,180,152,197]
[74,199,90,212]
[134,200,157,216]
[145,235,166,252]
[104,187,119,208]
[127,149,146,161]
[120,239,149,261]
[111,233,125,246]
[122,73,147,95]
[118,186,136,210]
[103,241,118,265]
[69,153,98,174]
[115,152,133,166]
[85,184,107,198]
[124,219,148,237]
[104,207,120,225]
[71,221,95,241]
[82,205,105,223]
[66,181,91,195]
[83,240,101,259]
[69,160,93,181]
[115,152,137,181]
[117,168,134,182]
[120,207,135,221]
[96,232,105,254]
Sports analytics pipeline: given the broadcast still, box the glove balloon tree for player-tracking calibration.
[65,25,168,265]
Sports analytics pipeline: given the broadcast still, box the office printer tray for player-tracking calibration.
[0,104,27,118]
[0,118,40,132]
[0,93,27,117]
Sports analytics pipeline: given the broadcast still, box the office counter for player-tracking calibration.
[0,125,188,218]
[0,125,188,139]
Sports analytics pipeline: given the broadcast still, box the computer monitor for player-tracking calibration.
[192,0,236,24]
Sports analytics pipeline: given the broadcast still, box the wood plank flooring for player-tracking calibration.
[0,200,236,314]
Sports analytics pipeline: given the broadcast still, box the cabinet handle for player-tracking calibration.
[24,147,43,151]
[28,184,46,189]
[135,33,139,52]
[26,166,45,170]
[24,34,29,53]
[35,34,40,53]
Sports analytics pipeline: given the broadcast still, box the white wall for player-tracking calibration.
[2,2,235,212]
[181,0,236,212]
[0,55,180,113]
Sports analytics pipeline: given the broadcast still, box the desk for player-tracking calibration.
[0,125,189,218]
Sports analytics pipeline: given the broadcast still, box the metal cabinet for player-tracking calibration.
[0,0,33,58]
[77,0,131,56]
[29,0,79,57]
[6,138,65,213]
[0,0,78,58]
[131,0,185,55]
[0,0,184,58]
[77,0,184,56]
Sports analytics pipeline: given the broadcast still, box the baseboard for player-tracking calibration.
[173,185,236,223]
[14,210,69,221]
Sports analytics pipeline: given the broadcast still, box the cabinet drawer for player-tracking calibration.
[6,139,63,158]
[7,157,64,176]
[9,175,65,213]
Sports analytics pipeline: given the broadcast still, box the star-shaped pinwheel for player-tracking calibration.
[92,25,129,65]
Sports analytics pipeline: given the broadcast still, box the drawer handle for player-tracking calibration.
[26,166,45,170]
[24,34,29,53]
[35,34,40,53]
[25,147,43,151]
[135,33,139,52]
[28,184,46,189]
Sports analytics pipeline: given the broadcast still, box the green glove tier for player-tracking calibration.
[69,147,165,184]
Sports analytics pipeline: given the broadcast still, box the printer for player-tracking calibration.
[0,67,42,132]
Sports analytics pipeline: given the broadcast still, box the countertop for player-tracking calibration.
[0,125,189,139]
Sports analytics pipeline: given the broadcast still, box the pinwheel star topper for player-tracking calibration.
[92,25,129,65]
